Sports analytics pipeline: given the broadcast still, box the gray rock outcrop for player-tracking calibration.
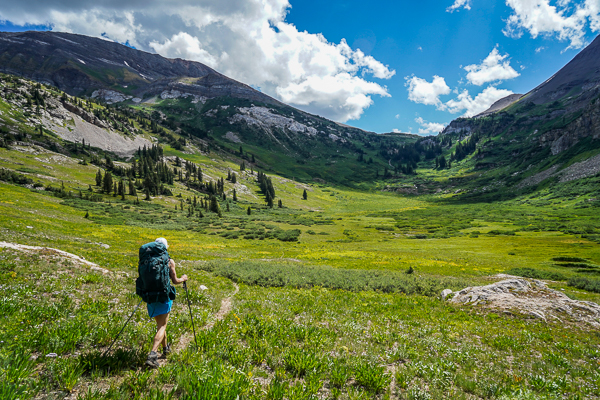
[449,279,600,327]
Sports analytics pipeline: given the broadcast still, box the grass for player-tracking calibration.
[1,73,600,398]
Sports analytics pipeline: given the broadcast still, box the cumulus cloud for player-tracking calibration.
[405,75,451,108]
[464,47,520,86]
[447,0,472,12]
[0,0,395,122]
[504,0,600,49]
[415,117,446,134]
[444,86,514,117]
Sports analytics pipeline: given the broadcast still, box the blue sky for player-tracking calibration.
[1,0,599,134]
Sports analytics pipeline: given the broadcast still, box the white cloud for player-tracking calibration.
[395,114,400,119]
[392,128,402,133]
[504,0,600,49]
[444,86,514,117]
[464,47,520,85]
[535,46,546,52]
[405,75,451,107]
[415,117,446,134]
[447,0,472,12]
[0,0,395,123]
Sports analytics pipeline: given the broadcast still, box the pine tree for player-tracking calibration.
[129,180,137,196]
[278,199,283,208]
[102,171,113,194]
[232,189,237,202]
[247,206,251,215]
[84,211,89,218]
[209,195,219,213]
[226,202,230,212]
[119,180,125,200]
[303,189,308,200]
[231,173,237,184]
[96,170,103,187]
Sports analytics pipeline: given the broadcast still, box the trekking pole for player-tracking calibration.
[102,299,143,358]
[183,281,198,350]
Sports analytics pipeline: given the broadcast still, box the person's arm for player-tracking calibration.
[168,259,188,285]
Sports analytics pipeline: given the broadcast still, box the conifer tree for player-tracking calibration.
[96,170,103,187]
[303,189,308,200]
[247,206,251,215]
[233,189,237,202]
[129,180,137,196]
[102,171,113,194]
[278,199,283,208]
[209,195,220,213]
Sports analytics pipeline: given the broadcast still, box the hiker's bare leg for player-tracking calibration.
[151,313,169,352]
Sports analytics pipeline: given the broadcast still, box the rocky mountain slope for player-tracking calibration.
[435,35,600,197]
[0,31,419,185]
[0,31,278,106]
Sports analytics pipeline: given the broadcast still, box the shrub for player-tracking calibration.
[568,277,600,293]
[203,260,469,296]
[506,268,566,281]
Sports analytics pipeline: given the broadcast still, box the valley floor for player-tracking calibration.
[1,144,600,399]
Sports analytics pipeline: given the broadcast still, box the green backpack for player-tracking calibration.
[135,241,176,303]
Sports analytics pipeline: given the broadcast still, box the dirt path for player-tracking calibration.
[172,282,239,353]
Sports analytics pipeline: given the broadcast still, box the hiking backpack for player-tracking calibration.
[136,241,176,303]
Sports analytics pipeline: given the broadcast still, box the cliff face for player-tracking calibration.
[0,31,281,106]
[539,99,600,155]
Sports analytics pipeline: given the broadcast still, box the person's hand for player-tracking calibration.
[181,274,188,282]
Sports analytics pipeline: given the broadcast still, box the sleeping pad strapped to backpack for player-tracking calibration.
[136,241,176,303]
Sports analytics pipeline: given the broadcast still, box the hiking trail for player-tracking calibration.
[172,281,239,353]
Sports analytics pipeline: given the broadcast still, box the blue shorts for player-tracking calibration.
[147,299,173,318]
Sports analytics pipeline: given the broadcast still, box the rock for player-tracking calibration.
[45,353,58,358]
[91,89,132,104]
[528,310,546,320]
[199,285,208,291]
[450,278,600,328]
[90,266,110,274]
[441,289,453,300]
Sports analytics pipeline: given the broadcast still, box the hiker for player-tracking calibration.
[136,237,187,368]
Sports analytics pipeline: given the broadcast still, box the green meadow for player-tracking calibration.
[1,75,600,399]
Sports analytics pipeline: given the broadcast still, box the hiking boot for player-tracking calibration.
[145,351,159,368]
[161,344,171,359]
